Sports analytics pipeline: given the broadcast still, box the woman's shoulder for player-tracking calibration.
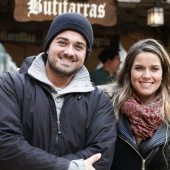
[98,83,115,98]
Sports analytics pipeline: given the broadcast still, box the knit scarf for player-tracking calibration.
[121,93,163,144]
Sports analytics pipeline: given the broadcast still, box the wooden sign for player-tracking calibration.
[14,0,117,26]
[0,30,42,45]
[93,34,119,48]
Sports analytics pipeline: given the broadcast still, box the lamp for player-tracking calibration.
[147,6,164,26]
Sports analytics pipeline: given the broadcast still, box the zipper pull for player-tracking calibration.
[57,121,61,135]
[142,159,145,170]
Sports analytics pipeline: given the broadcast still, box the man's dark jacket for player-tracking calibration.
[0,56,116,170]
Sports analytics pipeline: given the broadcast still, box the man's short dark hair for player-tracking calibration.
[98,47,119,63]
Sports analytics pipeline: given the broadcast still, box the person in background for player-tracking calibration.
[101,39,170,170]
[90,47,121,85]
[0,13,116,170]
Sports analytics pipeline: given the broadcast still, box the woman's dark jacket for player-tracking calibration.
[111,113,170,170]
[0,56,116,170]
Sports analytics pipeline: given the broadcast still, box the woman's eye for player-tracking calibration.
[135,67,143,70]
[151,67,159,71]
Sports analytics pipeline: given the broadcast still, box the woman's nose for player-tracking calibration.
[142,70,151,78]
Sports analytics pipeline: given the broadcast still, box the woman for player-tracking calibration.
[102,39,170,170]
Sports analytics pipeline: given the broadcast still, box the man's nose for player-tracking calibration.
[64,45,74,56]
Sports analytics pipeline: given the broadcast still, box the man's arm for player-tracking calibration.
[69,153,101,170]
[63,88,117,170]
[0,73,70,170]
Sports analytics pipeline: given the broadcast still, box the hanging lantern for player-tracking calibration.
[147,7,164,27]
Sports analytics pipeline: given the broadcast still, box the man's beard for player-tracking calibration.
[47,55,79,78]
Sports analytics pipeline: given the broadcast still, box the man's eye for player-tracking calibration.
[76,45,83,49]
[58,41,66,46]
[75,45,85,51]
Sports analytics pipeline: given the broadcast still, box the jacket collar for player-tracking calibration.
[26,52,94,95]
[117,113,170,154]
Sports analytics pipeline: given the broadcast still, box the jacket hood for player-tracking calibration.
[19,53,94,95]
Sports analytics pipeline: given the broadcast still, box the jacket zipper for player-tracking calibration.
[56,95,68,155]
[57,120,61,135]
[118,135,154,170]
[55,95,72,155]
[56,120,61,155]
[142,159,145,170]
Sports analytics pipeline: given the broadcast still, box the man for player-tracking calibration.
[90,47,121,85]
[0,13,116,170]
